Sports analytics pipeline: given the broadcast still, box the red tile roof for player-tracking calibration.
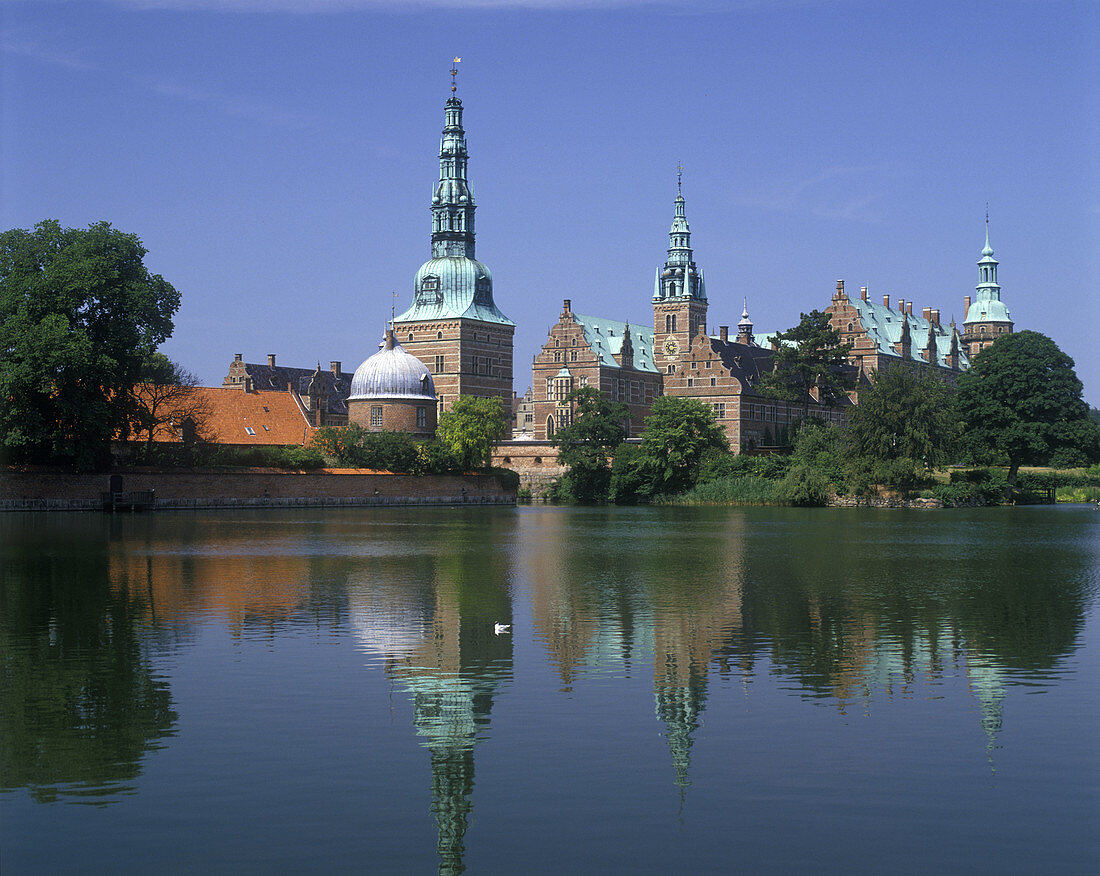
[156,387,316,446]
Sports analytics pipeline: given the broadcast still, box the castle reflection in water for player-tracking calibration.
[1,508,1092,874]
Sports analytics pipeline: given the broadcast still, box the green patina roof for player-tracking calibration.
[848,297,969,370]
[572,313,657,373]
[396,256,514,326]
[965,298,1012,324]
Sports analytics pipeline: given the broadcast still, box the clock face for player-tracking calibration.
[663,336,680,358]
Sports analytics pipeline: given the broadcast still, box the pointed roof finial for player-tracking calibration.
[981,204,994,257]
[677,161,683,195]
[391,292,398,329]
[450,57,461,93]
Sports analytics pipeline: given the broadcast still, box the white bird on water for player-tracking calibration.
[494,623,511,636]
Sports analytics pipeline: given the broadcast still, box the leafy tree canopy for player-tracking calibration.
[635,395,728,497]
[550,386,630,503]
[436,395,509,471]
[847,365,958,469]
[955,330,1099,484]
[756,309,853,420]
[0,220,180,470]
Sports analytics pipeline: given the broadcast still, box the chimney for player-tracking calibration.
[907,302,913,316]
[860,286,868,301]
[898,298,905,314]
[932,309,940,326]
[562,298,571,315]
[964,295,972,316]
[243,376,253,393]
[883,294,890,308]
[923,307,932,321]
[234,353,242,362]
[330,361,341,375]
[719,326,729,342]
[267,353,276,367]
[836,279,845,298]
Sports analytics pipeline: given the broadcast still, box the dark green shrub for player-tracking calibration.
[609,443,650,505]
[776,464,830,507]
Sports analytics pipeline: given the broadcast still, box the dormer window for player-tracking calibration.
[419,275,443,305]
[474,276,491,305]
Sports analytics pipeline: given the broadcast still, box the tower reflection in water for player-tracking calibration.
[347,521,513,876]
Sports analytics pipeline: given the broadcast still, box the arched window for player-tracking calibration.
[546,417,555,438]
[555,339,560,347]
[571,338,577,346]
[847,322,853,333]
[437,331,442,340]
[408,333,414,341]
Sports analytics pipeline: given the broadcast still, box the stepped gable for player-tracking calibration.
[571,313,657,373]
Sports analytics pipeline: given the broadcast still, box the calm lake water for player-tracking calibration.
[1,506,1097,874]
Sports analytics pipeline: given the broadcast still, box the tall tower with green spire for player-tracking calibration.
[393,62,515,420]
[961,212,1014,359]
[653,171,709,375]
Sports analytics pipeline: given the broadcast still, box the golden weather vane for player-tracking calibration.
[451,57,461,93]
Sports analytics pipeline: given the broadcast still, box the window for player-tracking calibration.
[691,361,697,369]
[671,315,677,333]
[713,403,725,419]
[245,427,256,436]
[546,417,555,438]
[580,376,588,387]
[262,425,269,431]
[421,375,431,394]
[667,364,675,374]
[435,355,445,373]
[554,351,561,362]
[570,351,577,361]
[710,377,716,386]
[262,406,270,412]
[408,333,414,341]
[555,339,560,347]
[571,338,577,346]
[687,378,694,387]
[371,406,383,427]
[437,331,443,340]
[416,406,427,428]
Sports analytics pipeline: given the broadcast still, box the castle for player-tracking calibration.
[218,80,1015,452]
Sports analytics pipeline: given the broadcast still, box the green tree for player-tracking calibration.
[551,386,630,503]
[847,365,958,470]
[757,310,853,422]
[436,395,509,471]
[634,395,728,497]
[955,331,1099,486]
[0,220,180,470]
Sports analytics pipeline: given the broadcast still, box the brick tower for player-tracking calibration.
[393,66,514,420]
[652,173,709,377]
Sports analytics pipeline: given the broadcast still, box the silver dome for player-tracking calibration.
[349,331,437,401]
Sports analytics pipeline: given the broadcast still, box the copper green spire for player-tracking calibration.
[653,176,707,302]
[431,91,476,260]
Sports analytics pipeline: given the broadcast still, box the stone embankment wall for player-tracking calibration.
[490,441,566,494]
[1,467,514,511]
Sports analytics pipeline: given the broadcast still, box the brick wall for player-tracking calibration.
[1,468,513,511]
[490,441,567,494]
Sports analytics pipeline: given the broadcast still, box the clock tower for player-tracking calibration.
[653,179,708,376]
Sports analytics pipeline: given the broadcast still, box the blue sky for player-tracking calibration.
[3,0,1098,402]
